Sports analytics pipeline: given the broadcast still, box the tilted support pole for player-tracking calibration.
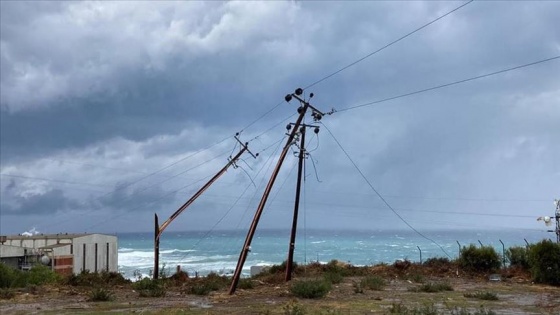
[229,89,323,294]
[154,137,255,279]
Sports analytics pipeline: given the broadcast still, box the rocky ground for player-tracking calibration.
[1,263,559,314]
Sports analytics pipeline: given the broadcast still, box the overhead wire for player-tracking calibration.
[335,55,560,113]
[235,135,287,229]
[320,122,452,258]
[303,0,474,90]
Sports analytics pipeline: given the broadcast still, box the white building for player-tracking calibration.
[0,233,118,275]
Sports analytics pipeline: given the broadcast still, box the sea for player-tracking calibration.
[117,228,553,280]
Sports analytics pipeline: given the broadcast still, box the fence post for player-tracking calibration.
[456,241,462,257]
[499,239,506,268]
[417,246,422,264]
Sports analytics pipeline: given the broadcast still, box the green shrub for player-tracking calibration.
[238,278,254,290]
[283,300,307,315]
[269,260,299,275]
[360,275,386,291]
[9,265,60,288]
[187,284,213,296]
[387,303,438,315]
[290,279,331,299]
[527,239,560,285]
[323,271,344,284]
[463,291,498,301]
[423,257,451,268]
[506,246,529,269]
[0,264,16,288]
[410,282,453,293]
[66,270,129,287]
[459,245,501,272]
[89,288,114,301]
[134,278,166,297]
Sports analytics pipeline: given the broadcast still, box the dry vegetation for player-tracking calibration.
[1,259,559,314]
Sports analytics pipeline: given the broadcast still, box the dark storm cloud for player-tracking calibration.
[2,188,79,216]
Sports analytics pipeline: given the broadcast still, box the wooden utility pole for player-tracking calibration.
[229,88,325,294]
[153,136,256,279]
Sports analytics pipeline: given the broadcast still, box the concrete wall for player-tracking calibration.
[0,245,27,269]
[73,234,118,273]
[4,237,73,249]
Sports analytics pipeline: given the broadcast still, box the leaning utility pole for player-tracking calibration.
[229,88,325,294]
[153,135,257,279]
[285,123,320,281]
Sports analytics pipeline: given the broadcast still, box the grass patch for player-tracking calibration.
[463,291,498,301]
[407,273,426,283]
[133,278,166,297]
[323,271,344,284]
[290,279,331,299]
[238,278,255,290]
[185,272,229,295]
[0,288,16,300]
[409,282,453,293]
[360,275,386,291]
[89,288,114,301]
[283,300,307,315]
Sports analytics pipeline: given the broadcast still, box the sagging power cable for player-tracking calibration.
[320,122,451,258]
[335,55,560,113]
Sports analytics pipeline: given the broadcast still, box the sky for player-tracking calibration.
[1,1,559,236]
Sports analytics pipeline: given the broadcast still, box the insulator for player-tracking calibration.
[309,93,314,98]
[314,127,320,134]
[255,153,259,157]
[286,124,292,130]
[285,94,293,102]
[245,142,248,146]
[295,88,303,96]
[297,106,304,114]
[235,132,239,136]
[300,126,305,133]
[316,113,322,121]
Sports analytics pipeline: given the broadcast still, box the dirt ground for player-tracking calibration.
[1,265,559,315]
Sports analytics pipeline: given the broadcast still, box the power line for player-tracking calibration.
[303,0,474,90]
[336,55,560,113]
[320,122,451,258]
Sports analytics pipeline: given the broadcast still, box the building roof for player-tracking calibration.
[3,233,113,240]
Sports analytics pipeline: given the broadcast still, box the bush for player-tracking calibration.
[0,264,16,288]
[360,275,386,291]
[464,291,498,301]
[66,270,129,287]
[89,288,114,301]
[134,278,166,297]
[238,278,254,290]
[423,257,451,268]
[459,245,501,272]
[290,279,331,299]
[269,260,299,275]
[410,282,453,293]
[283,300,307,315]
[527,240,560,285]
[323,271,344,284]
[506,246,529,269]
